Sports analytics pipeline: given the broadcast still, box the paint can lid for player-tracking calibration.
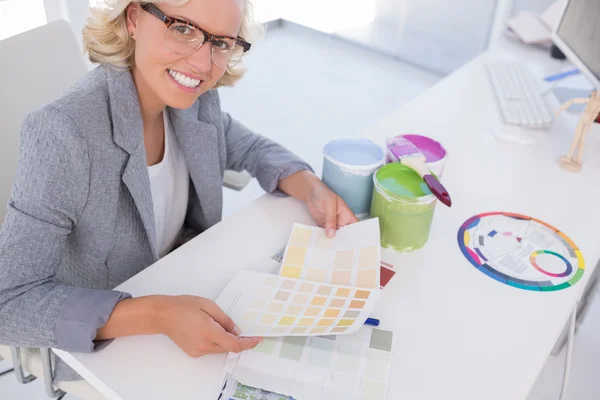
[374,163,435,201]
[387,134,447,163]
[323,138,385,171]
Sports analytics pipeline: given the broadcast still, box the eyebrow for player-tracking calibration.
[171,14,238,40]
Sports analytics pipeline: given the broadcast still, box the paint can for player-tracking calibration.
[322,138,385,218]
[385,134,448,178]
[370,163,437,252]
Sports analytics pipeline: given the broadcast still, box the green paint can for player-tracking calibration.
[370,163,437,252]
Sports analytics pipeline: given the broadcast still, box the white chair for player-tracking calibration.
[224,169,251,190]
[0,19,106,400]
[0,19,87,227]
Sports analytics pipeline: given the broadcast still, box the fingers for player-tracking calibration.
[325,199,338,238]
[207,321,262,353]
[232,336,262,352]
[337,197,359,227]
[200,299,241,335]
[338,211,359,227]
[198,342,229,356]
[203,336,263,355]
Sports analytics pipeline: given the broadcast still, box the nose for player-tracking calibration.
[186,42,212,74]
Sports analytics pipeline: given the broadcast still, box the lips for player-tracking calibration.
[167,69,202,88]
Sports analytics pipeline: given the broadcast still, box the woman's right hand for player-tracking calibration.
[156,295,261,357]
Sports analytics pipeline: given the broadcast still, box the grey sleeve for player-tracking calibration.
[217,94,314,194]
[0,106,130,353]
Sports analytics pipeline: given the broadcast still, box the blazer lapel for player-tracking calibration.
[105,67,158,260]
[122,145,158,260]
[169,108,223,228]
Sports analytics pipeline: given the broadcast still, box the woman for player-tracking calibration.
[0,0,357,384]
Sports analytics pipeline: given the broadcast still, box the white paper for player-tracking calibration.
[508,11,552,44]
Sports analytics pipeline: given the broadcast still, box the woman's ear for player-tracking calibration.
[126,3,140,38]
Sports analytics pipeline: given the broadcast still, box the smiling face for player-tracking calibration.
[126,0,243,110]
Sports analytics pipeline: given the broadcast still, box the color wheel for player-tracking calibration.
[457,212,585,291]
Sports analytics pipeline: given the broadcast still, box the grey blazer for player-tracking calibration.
[0,65,311,381]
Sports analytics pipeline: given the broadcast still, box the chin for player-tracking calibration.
[165,96,199,110]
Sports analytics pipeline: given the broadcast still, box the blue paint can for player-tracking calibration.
[322,138,385,218]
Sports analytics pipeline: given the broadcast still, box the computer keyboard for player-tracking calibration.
[486,61,554,129]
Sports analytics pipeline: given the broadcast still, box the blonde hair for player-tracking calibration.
[83,0,261,87]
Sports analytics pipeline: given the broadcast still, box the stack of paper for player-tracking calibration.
[507,0,564,45]
[215,219,395,400]
[219,325,394,400]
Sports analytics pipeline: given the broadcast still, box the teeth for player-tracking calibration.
[168,69,201,88]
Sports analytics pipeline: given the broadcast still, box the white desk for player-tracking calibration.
[55,39,600,400]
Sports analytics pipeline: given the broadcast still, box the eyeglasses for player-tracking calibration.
[140,2,251,69]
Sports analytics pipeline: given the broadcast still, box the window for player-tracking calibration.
[0,0,47,41]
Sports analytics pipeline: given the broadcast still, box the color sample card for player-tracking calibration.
[220,326,394,400]
[380,261,396,289]
[279,219,381,289]
[216,270,380,337]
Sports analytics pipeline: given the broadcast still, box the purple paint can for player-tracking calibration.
[385,134,448,178]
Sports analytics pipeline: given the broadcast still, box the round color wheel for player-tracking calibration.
[457,212,585,291]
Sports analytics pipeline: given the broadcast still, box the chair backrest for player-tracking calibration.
[0,20,88,225]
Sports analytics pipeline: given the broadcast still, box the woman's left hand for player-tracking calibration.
[278,170,358,237]
[304,181,358,237]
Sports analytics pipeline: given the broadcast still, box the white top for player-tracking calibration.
[54,38,600,400]
[148,111,189,258]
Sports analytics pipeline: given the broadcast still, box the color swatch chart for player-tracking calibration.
[216,270,379,337]
[221,326,393,400]
[273,250,396,290]
[458,212,585,291]
[279,219,381,290]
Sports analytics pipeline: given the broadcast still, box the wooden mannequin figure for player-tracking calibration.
[556,90,600,172]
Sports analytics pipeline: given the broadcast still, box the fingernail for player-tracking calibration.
[327,228,335,237]
[233,325,241,336]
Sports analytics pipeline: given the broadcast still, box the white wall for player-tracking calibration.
[249,0,281,23]
[277,0,377,33]
[385,0,499,72]
[258,0,504,74]
[42,0,64,21]
[62,0,90,46]
[332,0,500,74]
[43,0,90,47]
[489,0,516,47]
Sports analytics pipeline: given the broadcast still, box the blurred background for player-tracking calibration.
[1,0,558,75]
